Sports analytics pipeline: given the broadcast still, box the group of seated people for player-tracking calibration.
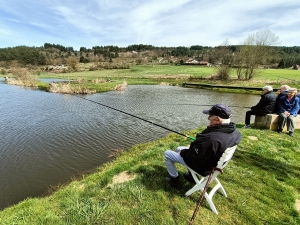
[244,84,300,137]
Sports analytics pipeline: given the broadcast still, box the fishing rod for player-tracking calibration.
[174,104,250,109]
[75,95,196,141]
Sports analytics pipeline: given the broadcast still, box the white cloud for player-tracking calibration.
[0,0,299,49]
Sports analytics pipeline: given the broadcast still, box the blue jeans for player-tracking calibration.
[164,146,188,178]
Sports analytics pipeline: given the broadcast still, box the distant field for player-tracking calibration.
[39,65,300,90]
[42,64,299,78]
[42,65,215,79]
[255,68,300,80]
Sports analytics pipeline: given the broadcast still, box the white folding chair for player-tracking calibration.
[185,145,237,214]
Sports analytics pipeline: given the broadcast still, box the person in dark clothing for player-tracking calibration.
[164,104,242,188]
[277,88,299,137]
[243,85,277,128]
[273,84,290,114]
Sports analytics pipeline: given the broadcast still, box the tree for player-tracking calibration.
[67,57,78,70]
[235,29,280,80]
[215,39,234,80]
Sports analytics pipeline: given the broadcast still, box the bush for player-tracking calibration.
[0,68,7,75]
[9,68,37,86]
[216,65,231,80]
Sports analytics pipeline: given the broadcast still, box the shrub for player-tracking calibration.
[9,68,37,86]
[216,65,231,80]
[0,68,7,75]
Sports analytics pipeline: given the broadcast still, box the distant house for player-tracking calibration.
[289,64,300,70]
[185,59,199,64]
[199,61,209,65]
[159,58,169,64]
[185,59,211,66]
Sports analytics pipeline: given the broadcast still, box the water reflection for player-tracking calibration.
[0,83,260,210]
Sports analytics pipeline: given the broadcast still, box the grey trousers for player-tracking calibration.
[278,113,294,132]
[164,146,188,178]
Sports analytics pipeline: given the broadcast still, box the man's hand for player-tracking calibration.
[284,111,290,116]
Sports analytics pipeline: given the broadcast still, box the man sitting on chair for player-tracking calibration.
[164,104,242,188]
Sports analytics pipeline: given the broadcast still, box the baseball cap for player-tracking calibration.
[203,104,232,119]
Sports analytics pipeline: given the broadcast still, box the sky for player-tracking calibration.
[1,0,300,50]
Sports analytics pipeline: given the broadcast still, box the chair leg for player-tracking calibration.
[185,183,206,196]
[214,178,227,197]
[205,192,218,214]
[185,171,227,214]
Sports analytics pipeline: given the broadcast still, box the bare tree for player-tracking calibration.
[235,29,280,80]
[216,39,234,80]
[67,56,78,71]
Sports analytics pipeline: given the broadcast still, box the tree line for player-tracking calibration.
[0,31,299,77]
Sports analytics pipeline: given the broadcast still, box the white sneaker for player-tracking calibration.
[243,125,251,129]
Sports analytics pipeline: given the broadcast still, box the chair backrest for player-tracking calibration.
[216,145,237,170]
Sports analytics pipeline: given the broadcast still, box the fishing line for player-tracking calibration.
[173,104,250,108]
[75,95,196,141]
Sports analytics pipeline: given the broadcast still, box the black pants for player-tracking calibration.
[245,110,265,125]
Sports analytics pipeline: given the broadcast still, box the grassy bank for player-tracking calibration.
[0,125,299,224]
[4,65,300,94]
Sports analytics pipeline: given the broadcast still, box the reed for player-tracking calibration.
[48,82,97,94]
[114,81,128,91]
[8,68,37,87]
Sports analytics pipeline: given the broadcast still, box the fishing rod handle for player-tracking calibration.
[188,136,196,141]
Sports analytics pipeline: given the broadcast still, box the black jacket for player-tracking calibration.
[180,123,242,176]
[251,91,277,114]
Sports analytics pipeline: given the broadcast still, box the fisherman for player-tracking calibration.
[243,85,277,129]
[164,104,242,188]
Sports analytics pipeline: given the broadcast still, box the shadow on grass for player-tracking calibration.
[135,163,227,214]
[234,150,300,186]
[134,164,196,194]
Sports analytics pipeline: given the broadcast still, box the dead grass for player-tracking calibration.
[159,82,170,86]
[7,68,37,87]
[114,81,127,91]
[247,136,258,140]
[49,82,96,94]
[296,199,300,212]
[108,171,137,187]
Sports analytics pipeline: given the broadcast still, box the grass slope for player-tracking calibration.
[0,125,299,224]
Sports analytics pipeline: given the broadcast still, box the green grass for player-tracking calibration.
[0,126,299,224]
[37,65,300,93]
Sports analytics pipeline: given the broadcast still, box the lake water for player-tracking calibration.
[0,80,260,210]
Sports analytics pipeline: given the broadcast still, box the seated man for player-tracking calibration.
[273,84,290,114]
[243,85,277,128]
[164,104,242,188]
[277,88,300,137]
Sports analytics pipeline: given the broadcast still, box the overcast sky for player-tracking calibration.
[1,0,299,50]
